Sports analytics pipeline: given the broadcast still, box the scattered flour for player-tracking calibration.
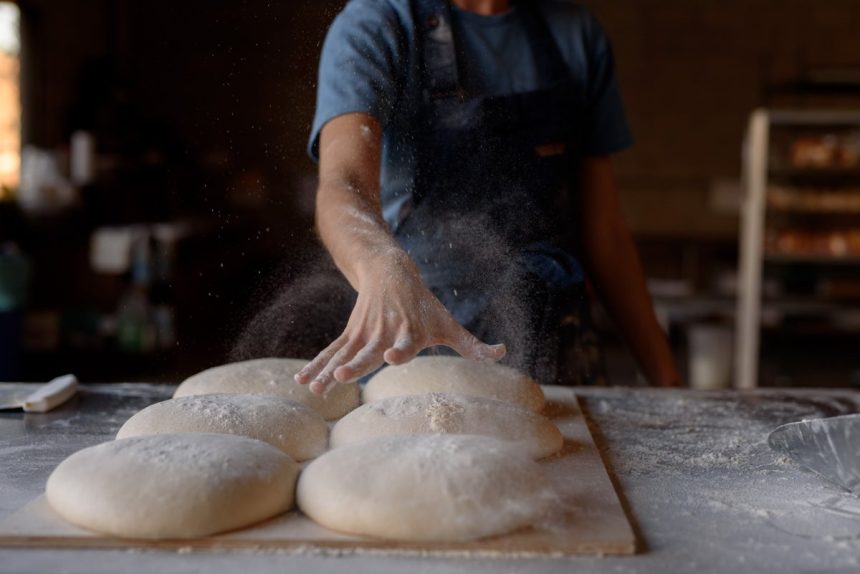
[583,388,860,570]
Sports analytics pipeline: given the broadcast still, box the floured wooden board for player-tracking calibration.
[0,387,636,557]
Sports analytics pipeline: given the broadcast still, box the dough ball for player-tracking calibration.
[297,434,552,542]
[46,433,298,539]
[174,358,359,420]
[330,393,562,458]
[363,356,545,412]
[116,394,327,462]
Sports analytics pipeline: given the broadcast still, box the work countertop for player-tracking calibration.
[1,383,859,574]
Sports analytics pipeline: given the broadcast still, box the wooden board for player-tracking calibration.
[0,387,636,557]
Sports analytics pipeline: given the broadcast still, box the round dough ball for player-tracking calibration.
[46,433,298,539]
[116,394,327,462]
[331,393,562,458]
[297,434,552,542]
[363,356,545,412]
[174,358,359,420]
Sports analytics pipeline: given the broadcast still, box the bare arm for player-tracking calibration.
[579,156,681,387]
[295,113,505,394]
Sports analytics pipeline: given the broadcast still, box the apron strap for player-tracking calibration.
[412,0,463,101]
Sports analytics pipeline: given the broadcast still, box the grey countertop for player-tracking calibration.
[2,383,860,574]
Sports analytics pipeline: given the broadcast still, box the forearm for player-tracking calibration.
[315,178,414,291]
[579,157,680,386]
[583,216,678,385]
[315,114,416,291]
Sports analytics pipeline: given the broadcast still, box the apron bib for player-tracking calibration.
[390,0,605,385]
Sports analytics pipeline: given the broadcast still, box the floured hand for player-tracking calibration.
[295,253,505,395]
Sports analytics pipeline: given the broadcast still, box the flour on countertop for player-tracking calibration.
[585,388,860,570]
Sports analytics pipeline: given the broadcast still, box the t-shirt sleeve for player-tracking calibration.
[308,1,406,161]
[581,13,633,156]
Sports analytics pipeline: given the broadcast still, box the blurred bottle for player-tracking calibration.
[116,286,155,354]
[70,131,96,186]
[115,231,155,353]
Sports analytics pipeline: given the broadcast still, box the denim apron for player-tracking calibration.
[386,0,605,385]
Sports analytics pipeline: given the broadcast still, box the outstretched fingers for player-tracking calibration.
[294,336,347,386]
[308,339,363,394]
[383,336,419,366]
[334,340,385,383]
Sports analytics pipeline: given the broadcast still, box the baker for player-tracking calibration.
[294,0,680,394]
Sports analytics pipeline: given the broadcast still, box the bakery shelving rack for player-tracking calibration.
[736,109,860,389]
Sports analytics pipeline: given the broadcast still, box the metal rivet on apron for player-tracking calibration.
[427,15,440,28]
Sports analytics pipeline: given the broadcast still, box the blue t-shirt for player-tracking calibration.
[309,0,633,228]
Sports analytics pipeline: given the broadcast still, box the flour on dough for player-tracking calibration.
[116,394,328,461]
[46,433,298,539]
[363,356,545,412]
[330,393,562,458]
[173,358,359,420]
[297,434,554,542]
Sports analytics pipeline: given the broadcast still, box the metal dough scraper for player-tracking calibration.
[0,374,78,413]
[769,414,860,494]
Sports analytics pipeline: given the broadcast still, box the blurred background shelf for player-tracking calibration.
[763,253,860,264]
[769,168,860,179]
[737,108,860,389]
